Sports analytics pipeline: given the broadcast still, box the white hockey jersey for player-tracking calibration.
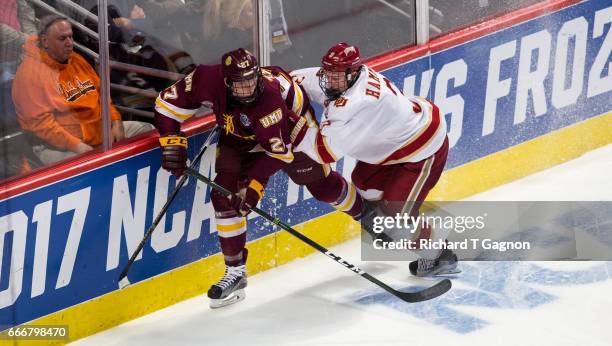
[291,66,447,165]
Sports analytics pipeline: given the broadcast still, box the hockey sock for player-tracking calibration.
[307,171,363,218]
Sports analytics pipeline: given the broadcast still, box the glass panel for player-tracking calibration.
[0,0,88,178]
[269,0,416,70]
[1,1,38,181]
[82,0,258,133]
[1,0,159,183]
[0,0,37,181]
[196,0,257,64]
[429,0,543,38]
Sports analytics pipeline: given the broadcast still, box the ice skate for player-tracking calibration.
[409,249,460,277]
[358,200,394,243]
[208,264,247,309]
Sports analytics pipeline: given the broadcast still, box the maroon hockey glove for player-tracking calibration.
[159,133,187,177]
[230,179,264,216]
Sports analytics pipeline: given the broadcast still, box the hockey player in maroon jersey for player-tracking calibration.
[292,43,460,277]
[154,48,364,308]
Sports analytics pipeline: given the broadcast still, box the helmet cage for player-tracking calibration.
[225,71,261,104]
[318,67,360,100]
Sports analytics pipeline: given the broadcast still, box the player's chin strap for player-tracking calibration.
[118,126,220,289]
[185,167,452,304]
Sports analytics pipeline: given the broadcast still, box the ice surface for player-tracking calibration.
[73,144,612,346]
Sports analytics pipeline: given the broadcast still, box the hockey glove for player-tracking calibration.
[230,179,264,216]
[159,133,188,177]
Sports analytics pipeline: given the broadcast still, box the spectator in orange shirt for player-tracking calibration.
[12,15,153,165]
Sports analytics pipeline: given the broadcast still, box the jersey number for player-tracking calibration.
[269,137,285,153]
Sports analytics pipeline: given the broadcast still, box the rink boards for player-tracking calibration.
[0,0,611,343]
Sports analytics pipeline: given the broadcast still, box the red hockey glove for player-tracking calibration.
[230,179,264,216]
[159,133,187,177]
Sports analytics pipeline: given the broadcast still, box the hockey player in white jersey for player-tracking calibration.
[292,42,459,277]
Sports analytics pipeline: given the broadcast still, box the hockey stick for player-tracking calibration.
[185,167,452,303]
[118,126,219,289]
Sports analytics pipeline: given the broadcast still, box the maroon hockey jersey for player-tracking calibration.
[154,64,314,181]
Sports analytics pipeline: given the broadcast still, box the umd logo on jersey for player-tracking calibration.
[260,108,282,128]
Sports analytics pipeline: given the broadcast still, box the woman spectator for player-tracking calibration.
[198,0,254,64]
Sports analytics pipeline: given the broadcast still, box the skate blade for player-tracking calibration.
[434,268,462,277]
[209,289,246,309]
[416,264,461,278]
[429,263,462,277]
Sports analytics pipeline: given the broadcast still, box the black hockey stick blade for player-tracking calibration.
[185,167,452,303]
[371,274,452,303]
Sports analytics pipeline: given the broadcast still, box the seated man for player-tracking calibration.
[12,15,153,165]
